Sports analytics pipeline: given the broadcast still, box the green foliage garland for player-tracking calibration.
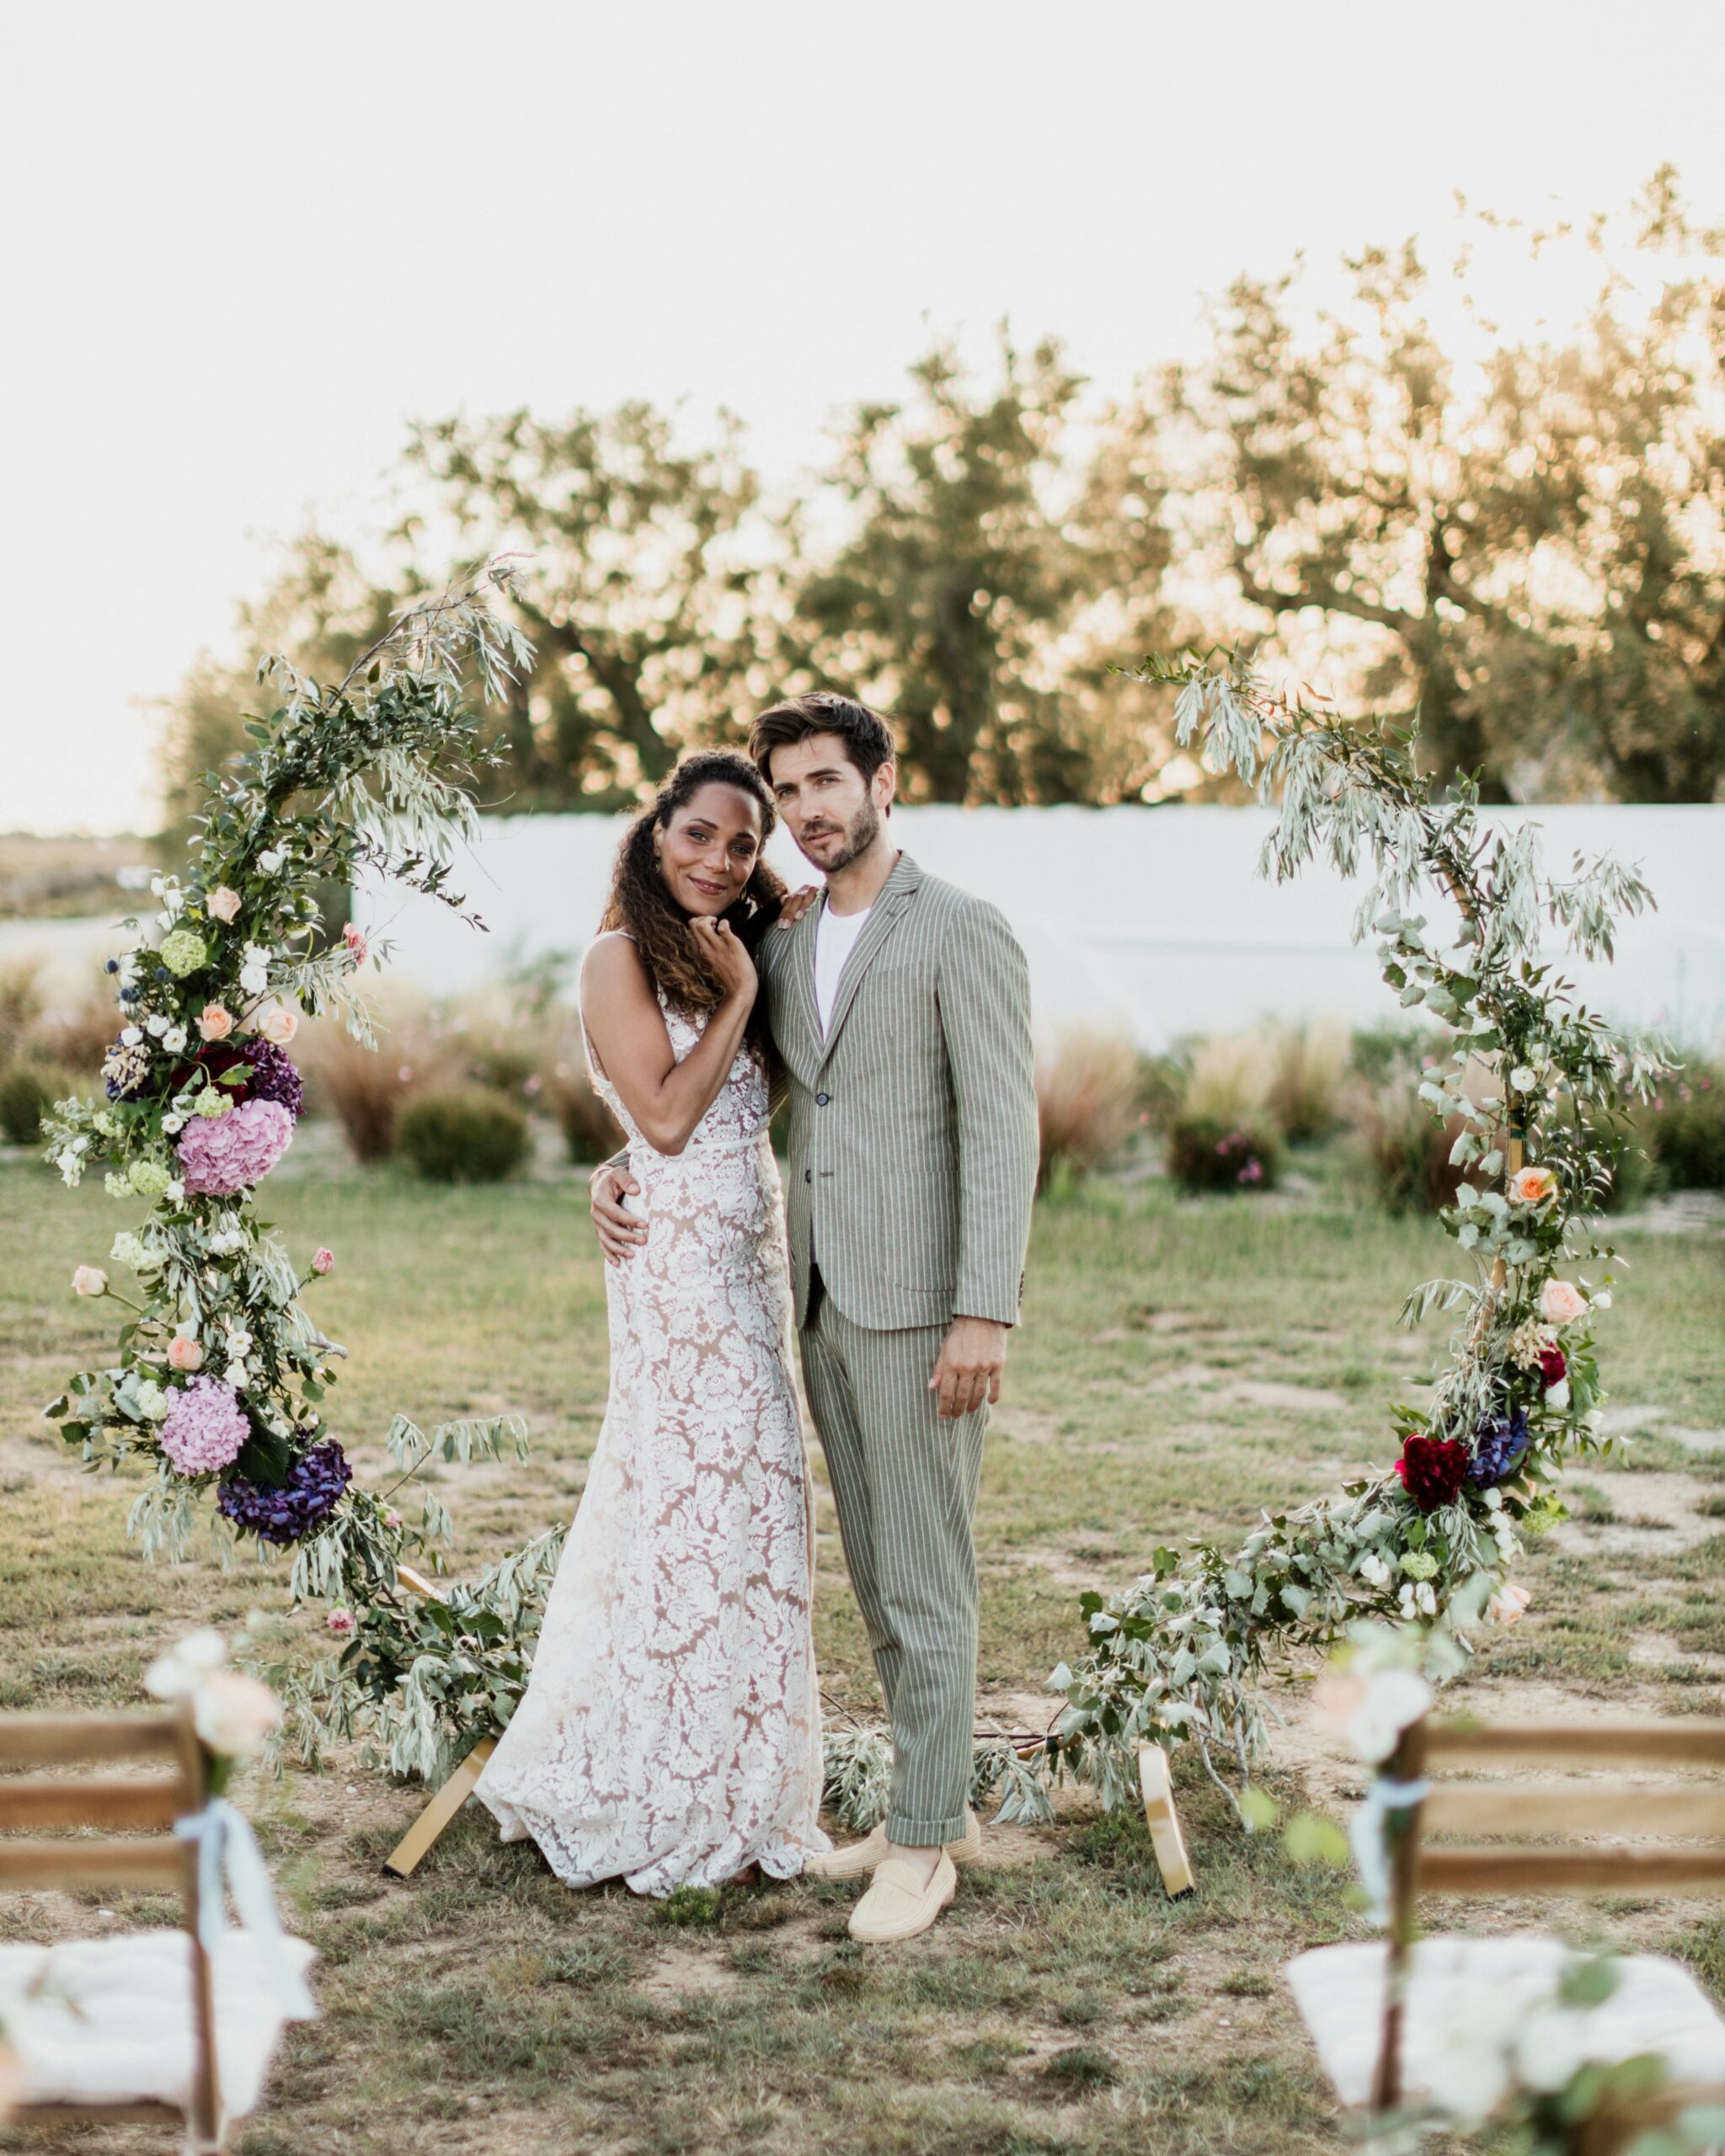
[42,570,553,1774]
[1031,649,1669,1821]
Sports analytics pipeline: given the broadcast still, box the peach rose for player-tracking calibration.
[167,1332,205,1372]
[1508,1165,1558,1206]
[258,1005,299,1045]
[192,1670,281,1758]
[72,1265,108,1298]
[206,886,242,924]
[1541,1278,1588,1325]
[197,1004,235,1042]
[1487,1582,1531,1626]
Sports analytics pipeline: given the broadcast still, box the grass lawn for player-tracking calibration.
[2,1138,1722,2154]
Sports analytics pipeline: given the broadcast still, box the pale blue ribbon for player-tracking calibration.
[174,1799,318,2020]
[1350,1774,1431,1928]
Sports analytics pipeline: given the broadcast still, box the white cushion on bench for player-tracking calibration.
[0,1928,317,2117]
[1287,1933,1725,2110]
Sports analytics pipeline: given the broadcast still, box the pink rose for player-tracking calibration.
[206,887,242,924]
[326,1607,355,1636]
[343,922,369,969]
[197,1004,235,1042]
[1508,1165,1558,1206]
[167,1333,205,1372]
[382,1508,403,1529]
[1487,1582,1531,1625]
[312,1246,334,1275]
[258,1005,299,1045]
[72,1265,108,1298]
[1541,1279,1587,1326]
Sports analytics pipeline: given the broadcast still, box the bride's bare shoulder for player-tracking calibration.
[582,931,652,1001]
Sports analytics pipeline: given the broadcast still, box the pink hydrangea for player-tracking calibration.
[159,1377,250,1476]
[175,1097,294,1196]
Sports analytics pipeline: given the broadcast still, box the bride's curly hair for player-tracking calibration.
[600,750,787,1058]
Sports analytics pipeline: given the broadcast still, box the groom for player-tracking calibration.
[591,691,1039,1942]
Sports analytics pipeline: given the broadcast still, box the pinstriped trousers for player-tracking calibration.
[800,1281,987,1844]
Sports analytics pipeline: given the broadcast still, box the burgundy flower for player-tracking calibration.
[1536,1345,1567,1388]
[1394,1433,1471,1513]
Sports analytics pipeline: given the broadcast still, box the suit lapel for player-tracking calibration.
[785,899,822,1061]
[818,852,922,1066]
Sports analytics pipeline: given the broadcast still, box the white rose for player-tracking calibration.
[223,1360,248,1389]
[120,1026,143,1048]
[1509,1065,1538,1094]
[1514,2006,1592,2095]
[146,1013,169,1037]
[1359,1550,1391,1588]
[1348,1668,1433,1763]
[258,850,285,873]
[1546,1378,1571,1411]
[226,1327,253,1355]
[163,1025,188,1054]
[240,966,269,995]
[1425,1988,1517,2119]
[142,1627,228,1702]
[177,1629,228,1673]
[163,1114,184,1134]
[192,1671,281,1759]
[164,1180,185,1204]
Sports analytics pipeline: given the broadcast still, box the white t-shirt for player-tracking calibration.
[814,901,872,1035]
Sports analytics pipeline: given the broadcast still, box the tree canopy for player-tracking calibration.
[160,173,1725,820]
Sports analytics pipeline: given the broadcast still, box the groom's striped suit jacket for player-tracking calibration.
[760,851,1039,1335]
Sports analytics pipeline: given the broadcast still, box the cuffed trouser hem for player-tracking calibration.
[886,1810,967,1847]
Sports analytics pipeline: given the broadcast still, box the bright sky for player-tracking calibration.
[4,0,1723,835]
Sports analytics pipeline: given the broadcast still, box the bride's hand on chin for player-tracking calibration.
[691,914,756,1004]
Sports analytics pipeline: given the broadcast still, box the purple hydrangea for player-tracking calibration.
[217,1438,353,1545]
[241,1038,305,1120]
[159,1378,251,1476]
[1469,1406,1530,1487]
[175,1096,294,1196]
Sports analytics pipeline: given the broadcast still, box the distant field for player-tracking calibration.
[0,830,156,920]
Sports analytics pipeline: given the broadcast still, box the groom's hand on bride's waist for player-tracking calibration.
[590,1162,645,1264]
[929,1316,1008,1420]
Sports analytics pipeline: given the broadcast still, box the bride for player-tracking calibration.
[475,749,830,1894]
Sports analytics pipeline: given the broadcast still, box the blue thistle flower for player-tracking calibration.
[1470,1407,1530,1487]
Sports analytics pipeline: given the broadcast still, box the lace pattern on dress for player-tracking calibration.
[475,993,829,1893]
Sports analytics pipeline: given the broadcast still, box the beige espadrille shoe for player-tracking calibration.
[847,1851,957,1943]
[804,1807,982,1882]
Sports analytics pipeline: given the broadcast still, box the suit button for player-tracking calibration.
[816,1091,830,1106]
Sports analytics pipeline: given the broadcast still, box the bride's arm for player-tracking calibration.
[580,929,755,1157]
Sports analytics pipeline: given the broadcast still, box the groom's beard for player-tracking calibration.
[801,796,882,875]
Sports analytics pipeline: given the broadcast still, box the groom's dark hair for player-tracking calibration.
[749,691,897,790]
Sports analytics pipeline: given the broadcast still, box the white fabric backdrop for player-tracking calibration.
[359,803,1725,1049]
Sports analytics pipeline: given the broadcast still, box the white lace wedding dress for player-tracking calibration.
[475,995,830,1895]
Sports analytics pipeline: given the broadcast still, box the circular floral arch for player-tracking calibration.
[45,609,1665,1818]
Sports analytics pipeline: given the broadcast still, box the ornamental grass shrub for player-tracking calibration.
[1263,1017,1348,1144]
[1348,1067,1467,1214]
[0,1059,73,1145]
[302,1011,457,1162]
[1164,1113,1280,1193]
[0,958,45,1065]
[1179,1029,1274,1124]
[1034,1030,1140,1192]
[1639,1054,1725,1188]
[398,1086,531,1183]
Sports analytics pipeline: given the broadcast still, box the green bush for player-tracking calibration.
[467,1039,540,1101]
[397,1086,531,1183]
[1641,1059,1725,1189]
[0,1060,72,1145]
[1164,1114,1280,1194]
